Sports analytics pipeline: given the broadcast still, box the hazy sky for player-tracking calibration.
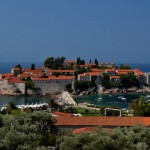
[0,0,150,63]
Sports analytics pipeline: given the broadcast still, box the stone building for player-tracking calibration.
[32,76,75,95]
[144,72,150,87]
[0,78,26,95]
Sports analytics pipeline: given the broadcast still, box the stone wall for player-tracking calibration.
[34,80,73,95]
[0,80,25,95]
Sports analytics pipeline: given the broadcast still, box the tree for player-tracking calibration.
[120,64,131,69]
[8,101,17,110]
[57,126,150,150]
[44,56,65,69]
[94,58,98,66]
[31,64,35,70]
[15,64,22,70]
[26,79,34,89]
[120,73,139,88]
[44,57,54,67]
[84,109,89,115]
[76,57,85,65]
[14,64,22,75]
[48,99,59,111]
[74,81,95,91]
[130,96,150,116]
[0,111,57,149]
[89,59,91,64]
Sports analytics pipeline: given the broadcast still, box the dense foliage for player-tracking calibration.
[74,81,95,91]
[130,96,150,116]
[76,57,85,65]
[0,111,57,150]
[44,57,65,69]
[120,73,139,88]
[26,79,34,89]
[57,126,150,150]
[31,63,35,70]
[102,73,139,89]
[14,64,22,70]
[120,64,131,69]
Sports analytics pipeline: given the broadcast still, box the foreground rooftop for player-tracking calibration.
[55,117,150,127]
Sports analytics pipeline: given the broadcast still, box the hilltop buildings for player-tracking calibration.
[0,59,147,95]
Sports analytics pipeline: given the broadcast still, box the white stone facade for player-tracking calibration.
[0,79,25,95]
[144,72,150,87]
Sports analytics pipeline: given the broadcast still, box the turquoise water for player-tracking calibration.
[0,93,148,108]
[0,96,49,107]
[74,93,148,109]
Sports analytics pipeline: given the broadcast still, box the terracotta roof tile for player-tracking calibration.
[110,76,120,79]
[32,76,74,81]
[18,73,31,78]
[66,60,77,63]
[72,127,113,134]
[8,78,25,84]
[117,69,134,72]
[49,69,75,73]
[142,117,150,126]
[73,127,95,134]
[23,68,43,73]
[55,117,150,127]
[12,68,20,71]
[85,72,100,76]
[134,70,144,76]
[105,69,116,72]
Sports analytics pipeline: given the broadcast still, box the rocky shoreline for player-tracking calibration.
[71,86,150,96]
[100,87,150,94]
[1,86,150,97]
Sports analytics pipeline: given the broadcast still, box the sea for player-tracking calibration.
[0,62,150,108]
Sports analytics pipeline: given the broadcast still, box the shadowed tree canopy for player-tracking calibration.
[31,63,35,70]
[44,56,65,69]
[57,126,150,150]
[130,96,150,116]
[0,111,57,149]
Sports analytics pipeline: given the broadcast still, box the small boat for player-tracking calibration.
[121,97,126,100]
[118,96,124,99]
[97,100,102,102]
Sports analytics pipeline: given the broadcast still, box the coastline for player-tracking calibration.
[1,88,150,97]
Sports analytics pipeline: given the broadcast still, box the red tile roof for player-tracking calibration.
[66,60,77,63]
[134,70,144,76]
[117,69,134,72]
[72,127,113,134]
[18,73,31,78]
[12,68,20,71]
[142,117,150,126]
[110,76,120,79]
[73,127,95,134]
[55,117,150,127]
[32,76,74,81]
[1,73,14,79]
[117,72,129,75]
[49,69,75,73]
[105,69,116,72]
[85,72,100,76]
[91,69,104,72]
[23,68,43,73]
[8,78,25,84]
[78,74,85,77]
[78,64,89,67]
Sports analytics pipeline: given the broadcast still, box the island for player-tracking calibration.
[0,56,150,97]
